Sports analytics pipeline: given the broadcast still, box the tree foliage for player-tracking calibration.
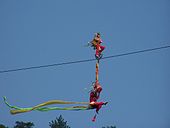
[0,124,8,128]
[102,126,116,128]
[49,115,70,128]
[13,121,34,128]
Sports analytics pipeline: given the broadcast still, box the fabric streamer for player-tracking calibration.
[3,96,91,115]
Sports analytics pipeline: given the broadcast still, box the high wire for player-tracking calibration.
[0,45,170,74]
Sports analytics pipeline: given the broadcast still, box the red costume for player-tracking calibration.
[90,91,98,102]
[95,43,105,58]
[89,82,102,102]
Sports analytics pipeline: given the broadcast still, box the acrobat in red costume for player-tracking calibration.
[89,81,102,102]
[91,33,105,59]
[89,81,105,122]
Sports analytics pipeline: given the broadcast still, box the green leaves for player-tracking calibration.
[49,115,70,128]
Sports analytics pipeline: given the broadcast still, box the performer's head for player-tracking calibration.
[95,32,101,37]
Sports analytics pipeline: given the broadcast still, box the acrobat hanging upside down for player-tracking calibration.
[90,81,102,102]
[88,80,108,121]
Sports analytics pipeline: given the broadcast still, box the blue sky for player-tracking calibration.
[0,0,170,128]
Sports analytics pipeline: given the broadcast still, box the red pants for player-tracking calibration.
[95,44,105,57]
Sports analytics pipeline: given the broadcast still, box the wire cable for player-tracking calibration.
[0,45,170,74]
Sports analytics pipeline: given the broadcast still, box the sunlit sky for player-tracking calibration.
[0,0,170,128]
